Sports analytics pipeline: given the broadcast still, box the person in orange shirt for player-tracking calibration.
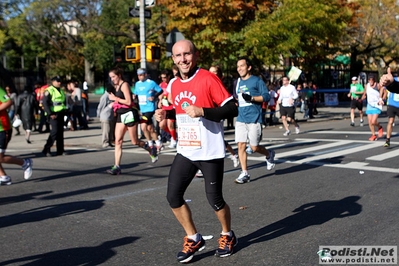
[35,84,50,133]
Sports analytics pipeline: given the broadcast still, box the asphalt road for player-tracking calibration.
[0,100,398,266]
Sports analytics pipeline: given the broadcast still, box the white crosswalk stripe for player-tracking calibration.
[105,131,399,173]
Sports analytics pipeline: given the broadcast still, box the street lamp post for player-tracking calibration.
[139,0,146,69]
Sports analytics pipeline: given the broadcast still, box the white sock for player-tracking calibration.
[187,233,200,242]
[221,231,232,237]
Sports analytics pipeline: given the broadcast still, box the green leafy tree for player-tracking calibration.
[244,0,356,71]
[340,0,399,76]
[157,0,275,71]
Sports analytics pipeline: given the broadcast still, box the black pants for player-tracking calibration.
[43,112,65,154]
[38,109,50,132]
[166,154,226,211]
[72,105,88,129]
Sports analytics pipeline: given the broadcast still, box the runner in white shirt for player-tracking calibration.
[277,76,300,136]
[362,76,384,141]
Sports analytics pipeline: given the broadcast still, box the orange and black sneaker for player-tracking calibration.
[176,235,206,263]
[368,135,377,141]
[214,231,238,258]
[378,127,384,138]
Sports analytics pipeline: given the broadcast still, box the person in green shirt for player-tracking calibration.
[347,76,365,126]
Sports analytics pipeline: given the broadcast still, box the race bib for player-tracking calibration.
[177,115,201,150]
[121,111,135,124]
[138,95,147,105]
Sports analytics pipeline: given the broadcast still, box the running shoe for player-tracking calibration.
[266,149,276,170]
[350,122,355,127]
[176,235,206,263]
[384,139,390,147]
[378,127,384,138]
[245,145,253,154]
[149,146,158,163]
[195,170,203,177]
[0,176,12,185]
[295,126,300,134]
[22,158,33,180]
[235,172,250,184]
[168,140,177,149]
[214,231,238,258]
[283,130,290,136]
[360,119,364,127]
[368,135,377,141]
[107,165,121,175]
[230,154,239,168]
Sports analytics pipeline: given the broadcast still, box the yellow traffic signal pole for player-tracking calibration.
[139,0,146,69]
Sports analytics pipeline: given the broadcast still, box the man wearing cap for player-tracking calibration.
[135,68,163,153]
[42,76,67,156]
[347,76,365,126]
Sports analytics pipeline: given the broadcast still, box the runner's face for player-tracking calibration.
[237,59,250,78]
[282,77,289,85]
[369,78,375,86]
[172,41,198,78]
[138,74,146,81]
[109,72,120,86]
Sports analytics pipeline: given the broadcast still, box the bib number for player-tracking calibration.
[121,111,135,124]
[177,115,201,150]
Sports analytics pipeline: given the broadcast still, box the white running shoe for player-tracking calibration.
[195,170,203,177]
[283,130,291,136]
[235,172,250,184]
[295,127,300,134]
[230,154,239,168]
[168,140,177,149]
[0,176,12,185]
[266,150,276,170]
[245,145,253,154]
[23,158,33,180]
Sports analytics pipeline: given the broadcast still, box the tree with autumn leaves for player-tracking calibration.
[1,0,399,86]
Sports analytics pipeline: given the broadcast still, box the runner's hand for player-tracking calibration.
[380,67,394,87]
[184,105,204,118]
[154,109,166,122]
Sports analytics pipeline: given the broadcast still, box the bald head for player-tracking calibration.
[172,40,199,80]
[172,40,196,55]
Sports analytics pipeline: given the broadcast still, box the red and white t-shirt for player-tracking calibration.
[168,68,232,161]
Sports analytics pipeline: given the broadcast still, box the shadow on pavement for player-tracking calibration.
[0,191,52,205]
[0,200,104,229]
[0,236,138,266]
[235,196,362,253]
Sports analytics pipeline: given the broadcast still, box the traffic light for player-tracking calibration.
[125,43,161,63]
[146,43,161,61]
[125,43,140,62]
